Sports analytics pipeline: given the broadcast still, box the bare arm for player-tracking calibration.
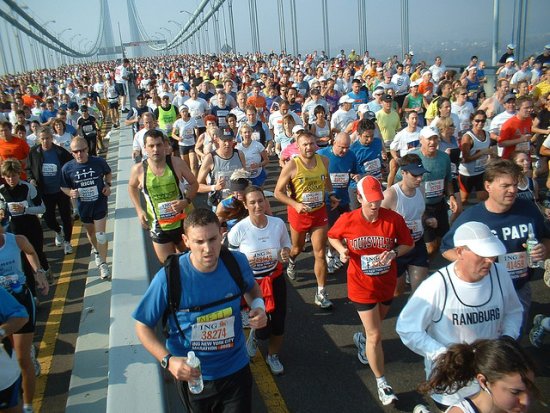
[16,234,49,295]
[128,164,149,229]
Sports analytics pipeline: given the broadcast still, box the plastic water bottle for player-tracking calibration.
[526,223,543,268]
[10,277,23,294]
[186,351,204,394]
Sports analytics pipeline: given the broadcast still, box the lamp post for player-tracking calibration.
[58,28,72,66]
[180,10,199,54]
[161,27,172,54]
[70,33,82,64]
[41,20,56,69]
[168,20,182,54]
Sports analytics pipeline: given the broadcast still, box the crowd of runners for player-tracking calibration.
[1,43,550,412]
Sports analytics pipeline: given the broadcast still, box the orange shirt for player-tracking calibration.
[0,137,30,179]
[246,95,267,122]
[499,115,532,159]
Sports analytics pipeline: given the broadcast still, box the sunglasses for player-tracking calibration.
[72,148,87,154]
[473,119,486,123]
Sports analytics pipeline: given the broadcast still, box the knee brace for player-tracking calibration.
[96,231,107,245]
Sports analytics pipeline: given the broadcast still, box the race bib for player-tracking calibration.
[78,186,99,202]
[363,158,381,177]
[190,315,235,351]
[498,251,528,280]
[42,163,58,177]
[252,131,261,141]
[360,254,391,276]
[406,219,423,241]
[302,191,323,208]
[0,274,19,291]
[158,201,185,225]
[516,141,529,152]
[330,173,350,189]
[247,248,279,272]
[425,179,444,199]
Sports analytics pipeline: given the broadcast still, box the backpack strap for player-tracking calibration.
[162,248,248,338]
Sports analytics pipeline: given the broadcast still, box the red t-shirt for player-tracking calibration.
[328,208,413,303]
[0,137,30,180]
[498,115,532,159]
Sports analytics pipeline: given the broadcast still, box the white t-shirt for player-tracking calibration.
[390,127,421,156]
[54,132,72,151]
[185,98,210,128]
[268,110,302,136]
[451,101,475,131]
[173,118,197,147]
[235,140,265,178]
[228,216,291,275]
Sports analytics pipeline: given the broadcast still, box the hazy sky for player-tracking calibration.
[1,0,549,73]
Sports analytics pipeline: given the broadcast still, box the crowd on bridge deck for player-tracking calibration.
[0,42,550,412]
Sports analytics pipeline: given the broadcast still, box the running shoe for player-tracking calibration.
[246,329,257,358]
[30,344,41,377]
[413,404,431,413]
[314,289,333,309]
[544,259,550,288]
[353,331,369,365]
[529,314,546,348]
[286,258,296,280]
[377,383,398,406]
[266,354,284,375]
[333,256,344,269]
[64,241,73,255]
[99,262,111,280]
[326,256,335,274]
[93,248,102,267]
[241,309,250,329]
[22,405,34,413]
[55,227,64,247]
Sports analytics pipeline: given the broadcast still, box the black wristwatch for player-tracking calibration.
[161,353,172,370]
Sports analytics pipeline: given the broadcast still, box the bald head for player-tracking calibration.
[332,132,351,156]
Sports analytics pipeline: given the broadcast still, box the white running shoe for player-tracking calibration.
[266,354,284,375]
[30,344,41,377]
[54,228,64,247]
[92,248,102,267]
[64,242,73,255]
[413,404,431,413]
[377,383,398,406]
[314,289,333,309]
[286,258,296,280]
[326,255,335,274]
[99,262,111,280]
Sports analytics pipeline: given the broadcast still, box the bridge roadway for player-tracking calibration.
[31,112,550,413]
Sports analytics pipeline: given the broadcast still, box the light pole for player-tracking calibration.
[155,32,167,56]
[180,10,199,54]
[42,20,56,69]
[168,20,181,54]
[58,28,72,66]
[70,33,82,64]
[161,27,172,54]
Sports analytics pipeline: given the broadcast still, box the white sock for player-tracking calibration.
[542,317,550,331]
[376,376,387,388]
[317,286,325,294]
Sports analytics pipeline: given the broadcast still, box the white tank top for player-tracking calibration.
[458,130,490,177]
[392,183,425,241]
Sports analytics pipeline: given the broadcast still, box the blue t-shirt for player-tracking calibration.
[318,146,358,206]
[61,156,111,205]
[41,148,62,194]
[349,138,383,185]
[132,251,256,380]
[39,109,57,124]
[347,90,369,110]
[0,233,26,291]
[441,199,549,290]
[0,286,28,320]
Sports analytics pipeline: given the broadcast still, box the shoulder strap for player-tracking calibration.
[162,248,247,338]
[164,155,183,198]
[433,269,448,323]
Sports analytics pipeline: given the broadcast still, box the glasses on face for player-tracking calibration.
[473,119,486,123]
[460,92,468,96]
[72,148,87,154]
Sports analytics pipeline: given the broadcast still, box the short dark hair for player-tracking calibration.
[357,119,375,135]
[143,129,165,145]
[399,153,422,168]
[184,208,220,233]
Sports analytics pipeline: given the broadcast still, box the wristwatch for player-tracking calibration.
[161,353,172,370]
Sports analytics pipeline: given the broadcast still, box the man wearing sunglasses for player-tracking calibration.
[61,137,112,280]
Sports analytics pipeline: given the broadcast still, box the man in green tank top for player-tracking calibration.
[128,130,198,263]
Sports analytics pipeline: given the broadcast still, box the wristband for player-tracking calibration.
[251,298,265,311]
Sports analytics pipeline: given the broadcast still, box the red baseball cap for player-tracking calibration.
[357,176,384,203]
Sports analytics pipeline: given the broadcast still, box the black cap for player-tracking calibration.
[382,94,393,102]
[219,127,235,140]
[68,101,79,110]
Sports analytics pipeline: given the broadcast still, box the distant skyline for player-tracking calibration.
[1,0,549,74]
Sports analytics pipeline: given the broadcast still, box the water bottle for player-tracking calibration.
[186,351,204,394]
[10,277,23,294]
[526,223,543,268]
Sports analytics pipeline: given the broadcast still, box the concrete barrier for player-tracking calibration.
[106,122,166,412]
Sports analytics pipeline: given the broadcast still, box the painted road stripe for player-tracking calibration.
[34,221,83,412]
[246,330,289,412]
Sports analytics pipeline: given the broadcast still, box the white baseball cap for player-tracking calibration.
[453,222,506,257]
